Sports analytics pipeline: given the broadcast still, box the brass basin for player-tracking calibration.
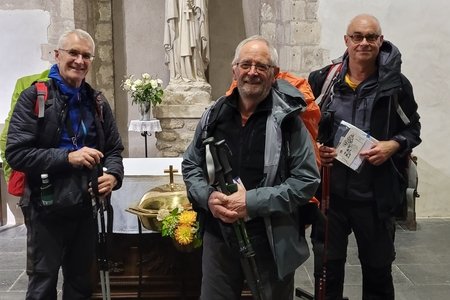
[126,185,190,231]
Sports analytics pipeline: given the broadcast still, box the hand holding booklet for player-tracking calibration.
[334,120,378,172]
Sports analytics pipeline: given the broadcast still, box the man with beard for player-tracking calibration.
[182,35,320,299]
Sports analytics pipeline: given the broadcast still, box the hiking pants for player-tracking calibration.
[22,203,96,300]
[312,195,396,300]
[200,229,295,300]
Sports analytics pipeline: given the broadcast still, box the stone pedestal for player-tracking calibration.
[154,81,213,157]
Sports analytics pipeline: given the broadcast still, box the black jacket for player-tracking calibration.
[309,41,421,218]
[5,79,124,203]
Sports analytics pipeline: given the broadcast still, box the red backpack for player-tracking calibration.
[7,81,48,196]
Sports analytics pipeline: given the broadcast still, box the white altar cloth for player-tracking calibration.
[111,157,183,234]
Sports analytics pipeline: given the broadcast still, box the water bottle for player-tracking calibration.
[40,174,54,206]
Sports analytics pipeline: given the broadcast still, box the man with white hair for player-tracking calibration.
[6,29,124,299]
[183,35,320,299]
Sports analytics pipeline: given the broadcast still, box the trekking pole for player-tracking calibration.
[316,110,334,300]
[203,137,266,300]
[92,164,111,300]
[215,139,266,300]
[317,165,330,300]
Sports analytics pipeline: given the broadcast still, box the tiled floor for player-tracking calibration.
[1,219,450,299]
[294,218,450,300]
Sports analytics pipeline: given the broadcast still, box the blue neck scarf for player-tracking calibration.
[48,64,81,100]
[49,64,94,150]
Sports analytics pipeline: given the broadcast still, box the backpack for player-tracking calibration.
[316,62,420,215]
[7,81,49,196]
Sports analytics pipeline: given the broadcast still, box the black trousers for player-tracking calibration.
[23,203,96,300]
[200,229,295,300]
[311,196,396,300]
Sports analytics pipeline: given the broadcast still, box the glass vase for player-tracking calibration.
[138,102,152,121]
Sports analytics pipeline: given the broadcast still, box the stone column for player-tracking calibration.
[154,81,211,157]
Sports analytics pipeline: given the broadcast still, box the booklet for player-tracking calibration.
[335,120,378,172]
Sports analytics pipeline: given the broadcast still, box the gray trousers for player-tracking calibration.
[200,229,294,300]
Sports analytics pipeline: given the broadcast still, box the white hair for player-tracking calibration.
[231,35,278,66]
[57,29,95,52]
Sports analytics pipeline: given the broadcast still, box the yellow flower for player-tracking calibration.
[175,224,194,245]
[178,210,196,226]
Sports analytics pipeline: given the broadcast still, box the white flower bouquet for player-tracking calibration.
[122,73,164,106]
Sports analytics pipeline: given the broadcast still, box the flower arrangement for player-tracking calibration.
[157,205,202,250]
[121,73,164,106]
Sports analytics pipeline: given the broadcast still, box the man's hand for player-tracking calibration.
[208,190,239,223]
[222,182,248,220]
[319,144,337,167]
[68,146,104,169]
[96,173,117,197]
[360,140,400,166]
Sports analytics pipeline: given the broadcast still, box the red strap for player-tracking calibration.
[34,81,48,117]
[8,170,26,196]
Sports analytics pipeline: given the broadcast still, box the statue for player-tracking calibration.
[164,0,210,83]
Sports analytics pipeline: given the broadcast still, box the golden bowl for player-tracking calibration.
[126,185,190,231]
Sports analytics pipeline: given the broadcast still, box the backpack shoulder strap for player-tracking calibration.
[392,93,411,126]
[200,96,227,185]
[315,62,343,106]
[95,92,105,123]
[34,81,48,118]
[200,95,227,141]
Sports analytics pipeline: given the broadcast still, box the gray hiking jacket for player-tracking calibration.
[182,79,320,279]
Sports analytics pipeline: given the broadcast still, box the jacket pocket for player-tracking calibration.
[40,169,91,218]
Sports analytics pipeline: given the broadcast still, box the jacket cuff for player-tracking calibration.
[245,189,259,219]
[391,135,408,155]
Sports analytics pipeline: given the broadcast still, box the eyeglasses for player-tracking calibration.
[58,48,95,61]
[236,62,274,73]
[347,34,380,43]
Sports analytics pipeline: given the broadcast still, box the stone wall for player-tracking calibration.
[259,0,327,77]
[75,0,115,111]
[154,82,212,157]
